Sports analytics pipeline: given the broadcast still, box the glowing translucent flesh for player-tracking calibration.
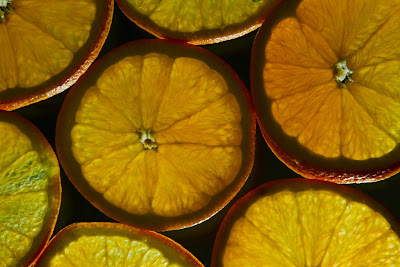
[263,0,400,160]
[223,190,400,266]
[0,0,96,91]
[71,53,243,217]
[0,122,58,266]
[125,0,271,32]
[48,235,183,267]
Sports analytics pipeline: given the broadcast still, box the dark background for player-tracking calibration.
[14,3,400,266]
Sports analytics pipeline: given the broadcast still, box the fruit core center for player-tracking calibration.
[138,128,157,150]
[333,60,354,88]
[0,0,13,22]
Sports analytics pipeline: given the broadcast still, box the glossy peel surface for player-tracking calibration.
[71,53,243,217]
[219,182,400,266]
[0,115,60,266]
[263,0,400,160]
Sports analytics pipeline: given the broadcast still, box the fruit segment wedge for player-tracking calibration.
[0,0,113,110]
[212,179,400,267]
[56,40,255,231]
[252,0,400,182]
[0,111,61,267]
[116,0,282,44]
[33,222,204,267]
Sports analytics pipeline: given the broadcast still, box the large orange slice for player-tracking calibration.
[212,178,400,266]
[251,0,400,183]
[56,39,256,231]
[33,222,204,266]
[116,0,282,45]
[0,0,113,111]
[0,110,61,267]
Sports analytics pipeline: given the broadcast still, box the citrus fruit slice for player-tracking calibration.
[33,222,204,266]
[0,110,61,267]
[0,0,113,111]
[212,178,400,266]
[251,0,400,183]
[116,0,282,45]
[56,39,256,231]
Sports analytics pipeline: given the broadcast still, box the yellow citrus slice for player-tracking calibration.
[251,0,400,183]
[56,39,256,231]
[0,111,61,267]
[33,222,204,266]
[212,178,400,266]
[116,0,282,44]
[0,0,113,111]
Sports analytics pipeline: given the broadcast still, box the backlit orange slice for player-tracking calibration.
[116,0,282,45]
[0,110,61,267]
[0,0,113,111]
[34,222,204,266]
[251,0,400,183]
[212,178,400,266]
[56,39,255,231]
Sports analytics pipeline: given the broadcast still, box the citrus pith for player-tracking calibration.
[0,110,61,267]
[116,0,283,45]
[251,0,400,183]
[212,178,400,266]
[56,39,256,231]
[33,222,204,267]
[0,0,113,111]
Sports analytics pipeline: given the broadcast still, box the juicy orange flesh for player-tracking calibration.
[0,122,58,266]
[263,0,400,160]
[48,235,183,267]
[223,189,400,266]
[71,53,243,217]
[0,0,96,90]
[124,0,271,33]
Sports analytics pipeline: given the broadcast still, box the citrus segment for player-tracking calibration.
[34,223,204,267]
[56,40,255,230]
[212,179,400,267]
[0,111,61,267]
[116,0,281,44]
[0,0,113,110]
[252,0,400,181]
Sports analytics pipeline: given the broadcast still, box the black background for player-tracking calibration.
[13,3,400,266]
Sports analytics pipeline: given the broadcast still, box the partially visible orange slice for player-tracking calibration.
[56,39,256,231]
[0,110,61,267]
[33,222,204,266]
[212,178,400,266]
[251,0,400,183]
[116,0,282,44]
[0,0,113,111]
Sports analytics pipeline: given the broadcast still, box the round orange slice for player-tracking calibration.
[0,0,113,111]
[56,39,256,231]
[33,222,204,266]
[0,110,61,267]
[212,178,400,266]
[116,0,282,45]
[251,0,400,183]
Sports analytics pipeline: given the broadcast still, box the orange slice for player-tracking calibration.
[116,0,282,45]
[0,0,113,111]
[56,39,256,231]
[251,0,400,183]
[212,178,400,266]
[33,222,204,266]
[0,110,61,267]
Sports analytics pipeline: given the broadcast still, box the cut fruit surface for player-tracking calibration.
[0,110,61,267]
[116,0,282,44]
[56,39,255,231]
[0,0,113,110]
[212,178,400,267]
[251,0,400,182]
[33,222,204,267]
